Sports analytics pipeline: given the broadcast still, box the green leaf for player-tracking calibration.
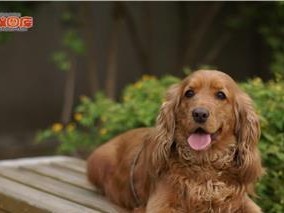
[51,51,71,72]
[63,31,85,54]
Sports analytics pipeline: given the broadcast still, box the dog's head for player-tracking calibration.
[152,70,263,182]
[176,70,238,152]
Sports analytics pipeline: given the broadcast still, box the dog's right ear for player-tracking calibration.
[150,83,181,175]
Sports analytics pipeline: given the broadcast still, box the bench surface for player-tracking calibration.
[0,156,126,213]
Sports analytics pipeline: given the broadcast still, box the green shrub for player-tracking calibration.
[240,78,284,213]
[37,74,284,212]
[36,75,179,153]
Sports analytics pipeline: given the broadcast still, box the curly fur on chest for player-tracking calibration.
[166,170,245,212]
[165,144,246,212]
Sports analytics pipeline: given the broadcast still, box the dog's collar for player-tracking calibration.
[130,143,144,207]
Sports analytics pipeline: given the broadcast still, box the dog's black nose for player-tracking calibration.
[192,108,209,123]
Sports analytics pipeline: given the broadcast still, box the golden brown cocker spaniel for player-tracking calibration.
[87,70,264,213]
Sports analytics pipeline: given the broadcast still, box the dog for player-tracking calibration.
[87,70,264,212]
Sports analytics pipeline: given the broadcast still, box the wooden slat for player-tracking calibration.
[0,156,75,167]
[51,157,86,173]
[32,163,86,179]
[0,208,10,213]
[65,157,86,167]
[0,176,100,213]
[0,192,48,213]
[22,164,94,191]
[0,168,122,213]
[0,156,86,174]
[51,161,86,174]
[0,156,128,213]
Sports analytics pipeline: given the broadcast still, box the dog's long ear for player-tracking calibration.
[150,84,181,175]
[234,91,263,183]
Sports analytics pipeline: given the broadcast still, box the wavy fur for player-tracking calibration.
[87,70,264,213]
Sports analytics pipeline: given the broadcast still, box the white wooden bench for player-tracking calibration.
[0,156,126,213]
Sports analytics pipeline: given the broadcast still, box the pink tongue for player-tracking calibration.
[187,134,211,150]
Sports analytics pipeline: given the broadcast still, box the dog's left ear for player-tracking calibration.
[150,83,181,175]
[234,91,264,183]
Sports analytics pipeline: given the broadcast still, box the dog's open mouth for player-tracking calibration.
[187,127,221,151]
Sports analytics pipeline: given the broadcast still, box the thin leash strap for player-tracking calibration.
[130,144,144,207]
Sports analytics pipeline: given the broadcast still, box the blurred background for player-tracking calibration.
[0,1,282,158]
[0,2,284,212]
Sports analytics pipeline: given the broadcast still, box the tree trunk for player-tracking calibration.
[61,54,76,124]
[105,5,121,100]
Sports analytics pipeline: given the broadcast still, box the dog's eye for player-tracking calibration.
[185,89,195,98]
[216,91,226,100]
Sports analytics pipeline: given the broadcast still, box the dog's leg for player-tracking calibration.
[87,141,118,192]
[145,181,184,213]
